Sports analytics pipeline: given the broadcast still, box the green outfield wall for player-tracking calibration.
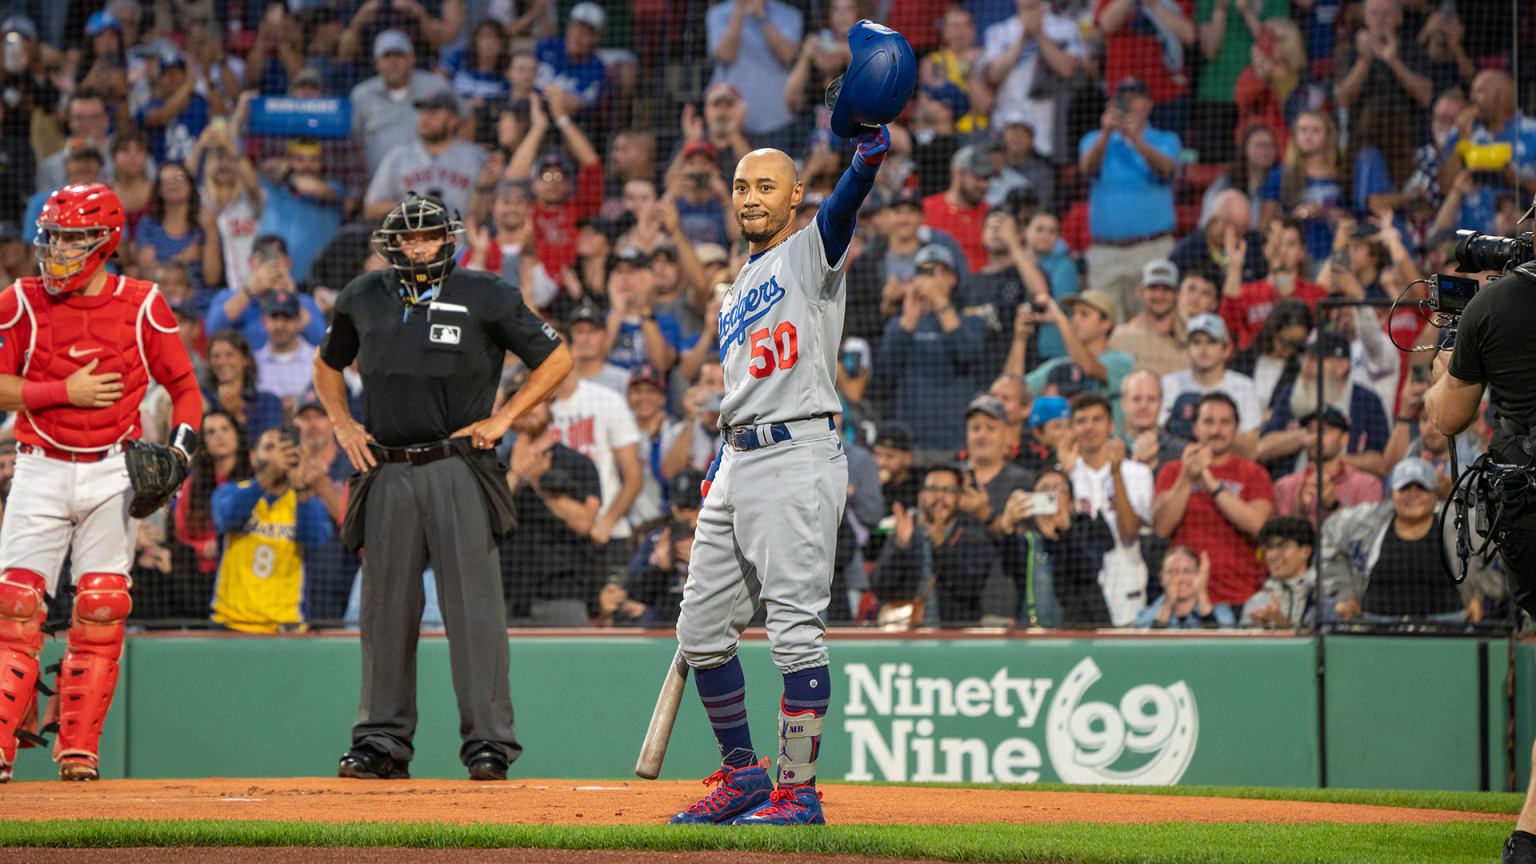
[7,633,1524,790]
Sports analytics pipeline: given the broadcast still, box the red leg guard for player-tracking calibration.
[54,573,130,768]
[0,569,46,769]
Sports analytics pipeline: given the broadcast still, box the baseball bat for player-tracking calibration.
[635,648,690,780]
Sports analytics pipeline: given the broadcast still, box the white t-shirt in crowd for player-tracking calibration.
[1159,368,1264,433]
[1067,455,1154,627]
[552,379,643,539]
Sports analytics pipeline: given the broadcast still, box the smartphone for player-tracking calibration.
[278,425,301,448]
[687,171,712,189]
[1113,90,1133,113]
[1026,491,1059,515]
[1410,364,1430,384]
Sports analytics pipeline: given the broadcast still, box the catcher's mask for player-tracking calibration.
[372,193,463,304]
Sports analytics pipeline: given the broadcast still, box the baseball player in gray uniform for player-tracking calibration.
[667,127,891,827]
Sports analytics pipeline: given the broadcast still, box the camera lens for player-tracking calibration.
[1454,229,1534,272]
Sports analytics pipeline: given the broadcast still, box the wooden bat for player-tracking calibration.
[635,648,690,780]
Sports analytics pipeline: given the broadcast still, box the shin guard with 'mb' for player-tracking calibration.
[776,704,823,787]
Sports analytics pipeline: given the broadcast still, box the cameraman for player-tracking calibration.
[1423,263,1536,864]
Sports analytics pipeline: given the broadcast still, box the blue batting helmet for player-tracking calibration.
[826,20,917,139]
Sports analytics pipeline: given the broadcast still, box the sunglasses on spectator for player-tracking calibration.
[915,264,942,276]
[921,485,959,495]
[540,170,565,182]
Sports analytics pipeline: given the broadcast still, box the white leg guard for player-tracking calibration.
[776,705,822,787]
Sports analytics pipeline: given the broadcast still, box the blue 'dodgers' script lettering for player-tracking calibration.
[719,275,787,352]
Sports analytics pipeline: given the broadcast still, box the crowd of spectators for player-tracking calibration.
[0,0,1525,632]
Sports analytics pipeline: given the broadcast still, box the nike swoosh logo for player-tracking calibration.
[67,346,100,359]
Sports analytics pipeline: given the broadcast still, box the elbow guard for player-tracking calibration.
[170,423,199,464]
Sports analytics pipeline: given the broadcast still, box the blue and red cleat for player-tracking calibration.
[668,758,773,824]
[732,785,826,825]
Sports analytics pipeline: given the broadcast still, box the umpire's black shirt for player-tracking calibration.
[319,268,561,447]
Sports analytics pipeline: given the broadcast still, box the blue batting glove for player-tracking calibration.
[854,125,890,167]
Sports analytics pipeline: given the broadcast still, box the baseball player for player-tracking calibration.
[0,183,203,781]
[665,122,890,824]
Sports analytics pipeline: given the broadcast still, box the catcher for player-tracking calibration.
[0,183,202,781]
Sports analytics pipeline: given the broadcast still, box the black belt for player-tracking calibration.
[724,416,834,451]
[369,440,456,466]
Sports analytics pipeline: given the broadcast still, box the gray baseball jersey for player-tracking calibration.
[365,139,487,224]
[717,223,848,428]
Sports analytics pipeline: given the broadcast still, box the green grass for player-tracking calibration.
[0,819,1517,863]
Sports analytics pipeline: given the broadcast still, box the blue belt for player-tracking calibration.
[725,416,834,451]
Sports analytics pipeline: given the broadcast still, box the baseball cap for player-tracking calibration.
[85,9,120,37]
[920,81,971,121]
[1114,76,1150,98]
[1028,395,1070,427]
[1390,457,1438,492]
[964,145,998,179]
[650,244,678,262]
[874,420,915,452]
[158,49,187,70]
[914,244,956,273]
[1045,362,1090,398]
[694,242,729,266]
[1062,290,1118,322]
[373,29,414,59]
[570,1,605,31]
[3,16,37,41]
[1297,405,1349,429]
[414,90,460,113]
[627,363,664,390]
[290,67,325,93]
[681,140,717,160]
[1187,313,1229,343]
[568,299,605,328]
[1164,391,1201,440]
[996,108,1033,129]
[64,138,103,163]
[889,185,924,210]
[860,187,891,214]
[610,246,651,269]
[296,388,326,416]
[966,394,1008,423]
[262,290,301,318]
[705,81,742,104]
[1307,330,1351,359]
[672,468,705,510]
[167,295,199,321]
[1142,258,1179,289]
[0,221,22,242]
[537,150,574,175]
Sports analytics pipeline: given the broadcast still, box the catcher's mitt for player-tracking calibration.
[124,439,188,519]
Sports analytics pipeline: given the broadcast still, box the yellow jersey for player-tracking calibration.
[211,482,308,634]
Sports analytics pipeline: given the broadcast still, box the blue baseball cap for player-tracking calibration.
[1028,396,1070,427]
[85,9,120,37]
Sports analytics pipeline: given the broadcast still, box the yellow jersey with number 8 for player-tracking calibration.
[211,482,307,633]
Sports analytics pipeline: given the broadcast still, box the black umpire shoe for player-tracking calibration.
[467,748,508,781]
[1505,831,1536,864]
[338,744,410,780]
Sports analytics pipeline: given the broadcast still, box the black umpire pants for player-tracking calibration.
[1498,527,1536,619]
[351,456,522,767]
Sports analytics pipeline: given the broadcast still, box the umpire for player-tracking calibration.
[312,194,570,781]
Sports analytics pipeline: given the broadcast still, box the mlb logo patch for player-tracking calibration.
[429,324,461,345]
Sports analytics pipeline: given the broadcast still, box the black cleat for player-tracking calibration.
[338,744,409,780]
[467,748,508,781]
[1505,831,1536,864]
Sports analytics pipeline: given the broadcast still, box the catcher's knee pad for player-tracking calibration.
[0,570,46,764]
[55,573,130,761]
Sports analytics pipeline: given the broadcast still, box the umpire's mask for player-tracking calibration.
[372,193,464,304]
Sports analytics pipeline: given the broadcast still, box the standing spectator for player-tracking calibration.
[1259,332,1390,478]
[175,408,252,582]
[1107,259,1187,378]
[1095,0,1196,135]
[1231,18,1311,151]
[252,291,317,408]
[873,464,997,626]
[349,29,453,177]
[845,186,965,346]
[1190,0,1286,164]
[1220,219,1325,350]
[922,6,986,134]
[1134,547,1233,628]
[23,141,107,235]
[205,236,328,352]
[1403,89,1466,215]
[698,83,755,168]
[1079,77,1179,321]
[110,129,154,242]
[878,245,985,452]
[1271,406,1382,525]
[706,0,803,145]
[137,50,220,165]
[1259,110,1344,267]
[605,248,681,374]
[1229,298,1312,414]
[626,363,685,531]
[959,395,1036,536]
[963,208,1033,380]
[1014,291,1135,428]
[37,89,114,192]
[195,122,263,298]
[550,362,646,579]
[1241,516,1317,628]
[1160,314,1263,440]
[1322,458,1489,625]
[1015,210,1077,361]
[1333,0,1433,136]
[1178,268,1222,319]
[210,427,333,633]
[987,112,1056,213]
[1067,393,1153,625]
[535,2,608,130]
[922,146,994,272]
[1121,368,1186,476]
[1200,125,1278,229]
[1170,189,1268,285]
[508,91,604,284]
[978,0,1087,161]
[463,180,533,294]
[1346,102,1417,218]
[293,393,357,623]
[0,16,50,217]
[783,18,852,136]
[1437,70,1536,237]
[1152,393,1274,610]
[364,91,486,224]
[441,19,512,104]
[134,161,222,291]
[665,140,733,248]
[255,139,344,285]
[558,299,630,394]
[202,329,285,442]
[603,130,658,207]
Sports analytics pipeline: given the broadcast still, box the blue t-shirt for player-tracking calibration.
[674,196,729,247]
[204,288,328,351]
[1080,126,1180,241]
[1260,166,1344,265]
[135,217,210,288]
[534,37,606,111]
[607,314,683,370]
[256,175,344,284]
[443,49,511,102]
[1441,113,1536,234]
[137,94,210,164]
[1031,244,1079,360]
[705,1,804,135]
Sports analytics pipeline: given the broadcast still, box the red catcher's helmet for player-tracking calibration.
[35,183,124,296]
